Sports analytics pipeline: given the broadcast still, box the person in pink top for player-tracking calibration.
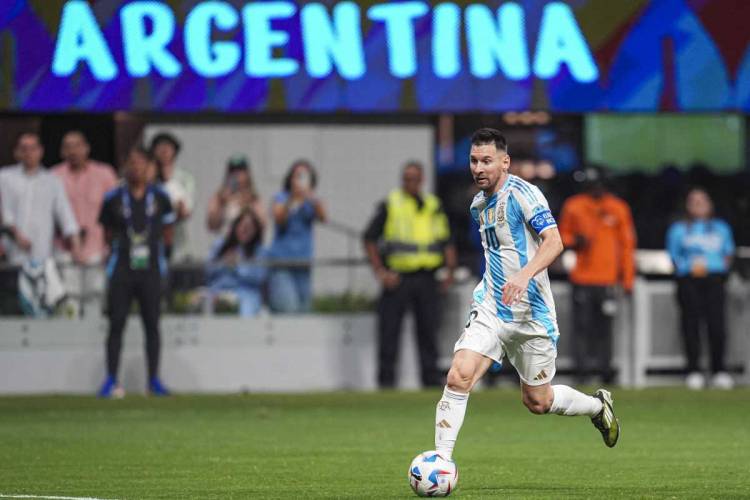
[52,131,118,264]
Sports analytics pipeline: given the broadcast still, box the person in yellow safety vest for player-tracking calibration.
[364,161,457,388]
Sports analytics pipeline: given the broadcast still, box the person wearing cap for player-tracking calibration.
[150,132,195,261]
[558,165,636,385]
[207,154,267,236]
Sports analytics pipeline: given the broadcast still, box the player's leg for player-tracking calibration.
[511,335,601,416]
[521,381,619,447]
[435,349,493,459]
[511,330,619,447]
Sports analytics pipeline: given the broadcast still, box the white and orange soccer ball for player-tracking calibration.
[408,450,458,497]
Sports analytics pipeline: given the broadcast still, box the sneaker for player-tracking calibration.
[711,372,734,390]
[685,371,706,390]
[98,376,125,399]
[148,377,171,397]
[591,389,620,448]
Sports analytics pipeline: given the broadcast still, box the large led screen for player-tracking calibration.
[2,0,750,112]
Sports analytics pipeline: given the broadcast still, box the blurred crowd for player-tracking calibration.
[0,131,327,317]
[0,129,746,392]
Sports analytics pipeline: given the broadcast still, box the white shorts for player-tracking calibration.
[454,302,558,386]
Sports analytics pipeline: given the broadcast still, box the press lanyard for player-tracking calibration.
[121,186,156,236]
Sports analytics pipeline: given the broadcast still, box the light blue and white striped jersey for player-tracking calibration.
[469,175,559,338]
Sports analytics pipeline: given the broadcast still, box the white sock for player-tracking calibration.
[549,385,603,417]
[434,387,469,459]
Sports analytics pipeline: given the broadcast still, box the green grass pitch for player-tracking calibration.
[1,388,749,499]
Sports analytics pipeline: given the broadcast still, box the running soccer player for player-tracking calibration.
[434,128,619,460]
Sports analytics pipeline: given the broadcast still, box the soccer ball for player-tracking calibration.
[408,450,458,497]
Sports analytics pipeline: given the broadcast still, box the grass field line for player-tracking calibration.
[0,494,118,500]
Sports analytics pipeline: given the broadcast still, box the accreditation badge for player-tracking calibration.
[129,232,150,270]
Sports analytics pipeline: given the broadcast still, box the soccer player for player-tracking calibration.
[434,128,619,460]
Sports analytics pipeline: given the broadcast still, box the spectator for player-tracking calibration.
[0,132,80,265]
[364,161,456,388]
[97,145,175,398]
[267,160,327,313]
[52,130,118,264]
[558,166,636,385]
[150,132,194,261]
[206,209,267,316]
[666,188,735,390]
[207,155,266,235]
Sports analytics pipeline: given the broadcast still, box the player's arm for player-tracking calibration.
[501,227,563,305]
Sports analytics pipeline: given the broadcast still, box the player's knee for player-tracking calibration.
[523,393,551,415]
[446,365,473,393]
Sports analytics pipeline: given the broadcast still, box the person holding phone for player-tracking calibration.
[207,155,266,236]
[267,160,327,313]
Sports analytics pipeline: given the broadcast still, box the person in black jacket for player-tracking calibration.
[97,145,175,398]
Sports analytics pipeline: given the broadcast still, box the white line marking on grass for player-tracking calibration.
[0,495,118,500]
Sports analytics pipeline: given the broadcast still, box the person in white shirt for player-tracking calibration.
[0,132,80,265]
[150,132,195,261]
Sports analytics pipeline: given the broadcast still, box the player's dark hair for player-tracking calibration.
[471,128,508,153]
[283,159,318,192]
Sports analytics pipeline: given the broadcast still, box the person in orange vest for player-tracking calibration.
[558,166,636,384]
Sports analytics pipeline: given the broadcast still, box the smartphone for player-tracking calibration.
[227,174,240,193]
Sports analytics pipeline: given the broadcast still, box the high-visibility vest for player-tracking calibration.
[382,189,449,272]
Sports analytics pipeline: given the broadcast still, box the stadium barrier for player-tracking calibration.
[0,270,747,393]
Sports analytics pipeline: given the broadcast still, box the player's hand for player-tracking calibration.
[501,271,530,306]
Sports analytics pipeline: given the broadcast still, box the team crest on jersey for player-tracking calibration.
[496,202,506,225]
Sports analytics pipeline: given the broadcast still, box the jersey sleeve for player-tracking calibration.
[513,184,557,235]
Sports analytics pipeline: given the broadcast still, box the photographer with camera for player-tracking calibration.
[207,155,267,237]
[267,160,327,313]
